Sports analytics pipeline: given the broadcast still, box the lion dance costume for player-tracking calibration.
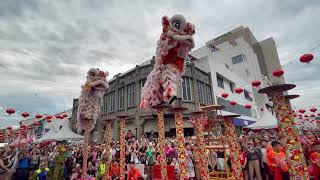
[140,14,195,109]
[77,68,109,132]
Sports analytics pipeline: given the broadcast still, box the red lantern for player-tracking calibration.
[46,115,53,120]
[310,114,315,117]
[221,93,229,98]
[235,87,244,94]
[298,109,306,114]
[298,114,302,117]
[230,101,237,106]
[317,113,320,117]
[6,126,13,130]
[304,115,309,118]
[63,114,68,118]
[5,108,15,115]
[55,115,62,119]
[244,104,252,109]
[33,121,40,126]
[272,69,284,77]
[252,80,261,88]
[310,107,317,113]
[47,119,52,123]
[35,114,43,119]
[300,53,314,63]
[21,112,30,118]
[20,124,26,129]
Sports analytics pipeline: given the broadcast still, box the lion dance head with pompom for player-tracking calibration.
[140,14,195,109]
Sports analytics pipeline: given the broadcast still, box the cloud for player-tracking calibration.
[0,0,319,127]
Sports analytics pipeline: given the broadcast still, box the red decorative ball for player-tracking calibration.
[235,87,244,94]
[300,53,314,63]
[298,109,306,114]
[35,114,43,119]
[221,92,229,98]
[272,69,284,77]
[21,112,30,118]
[5,108,15,115]
[252,80,261,87]
[244,104,252,109]
[310,107,317,113]
[230,101,237,106]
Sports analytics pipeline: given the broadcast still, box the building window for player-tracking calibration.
[232,54,244,64]
[108,92,115,112]
[244,89,253,101]
[127,83,135,107]
[118,87,125,109]
[217,74,224,89]
[181,77,192,101]
[197,81,213,104]
[140,79,146,91]
[229,82,235,93]
[102,95,108,113]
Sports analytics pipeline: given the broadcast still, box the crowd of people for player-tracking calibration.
[0,129,319,180]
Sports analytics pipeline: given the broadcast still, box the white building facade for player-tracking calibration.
[190,26,278,123]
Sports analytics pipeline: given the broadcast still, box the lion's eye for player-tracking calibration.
[172,21,180,29]
[89,72,95,76]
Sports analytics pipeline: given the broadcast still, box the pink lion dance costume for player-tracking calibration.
[77,68,109,132]
[140,14,195,109]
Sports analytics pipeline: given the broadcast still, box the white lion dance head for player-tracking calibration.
[140,14,195,109]
[76,68,109,132]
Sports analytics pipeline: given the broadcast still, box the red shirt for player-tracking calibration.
[310,152,320,178]
[239,152,247,166]
[110,165,120,177]
[267,150,288,180]
[128,167,142,180]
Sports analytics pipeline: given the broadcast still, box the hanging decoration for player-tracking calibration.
[310,107,317,113]
[21,112,30,118]
[33,121,40,126]
[5,108,15,115]
[47,119,52,123]
[35,114,43,119]
[272,69,284,77]
[235,87,244,94]
[252,80,261,88]
[244,104,252,109]
[46,115,53,120]
[298,109,306,114]
[6,126,12,130]
[299,53,314,63]
[221,92,229,98]
[230,100,237,106]
[140,14,195,109]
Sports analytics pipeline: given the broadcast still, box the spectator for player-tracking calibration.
[127,161,142,180]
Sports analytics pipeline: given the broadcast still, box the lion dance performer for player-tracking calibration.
[77,68,109,179]
[140,14,195,109]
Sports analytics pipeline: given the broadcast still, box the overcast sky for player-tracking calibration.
[0,0,319,128]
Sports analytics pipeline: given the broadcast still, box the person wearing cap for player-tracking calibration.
[31,162,49,180]
[267,141,289,180]
[127,161,142,180]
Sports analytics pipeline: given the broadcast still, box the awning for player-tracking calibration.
[245,107,278,129]
[220,110,257,127]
